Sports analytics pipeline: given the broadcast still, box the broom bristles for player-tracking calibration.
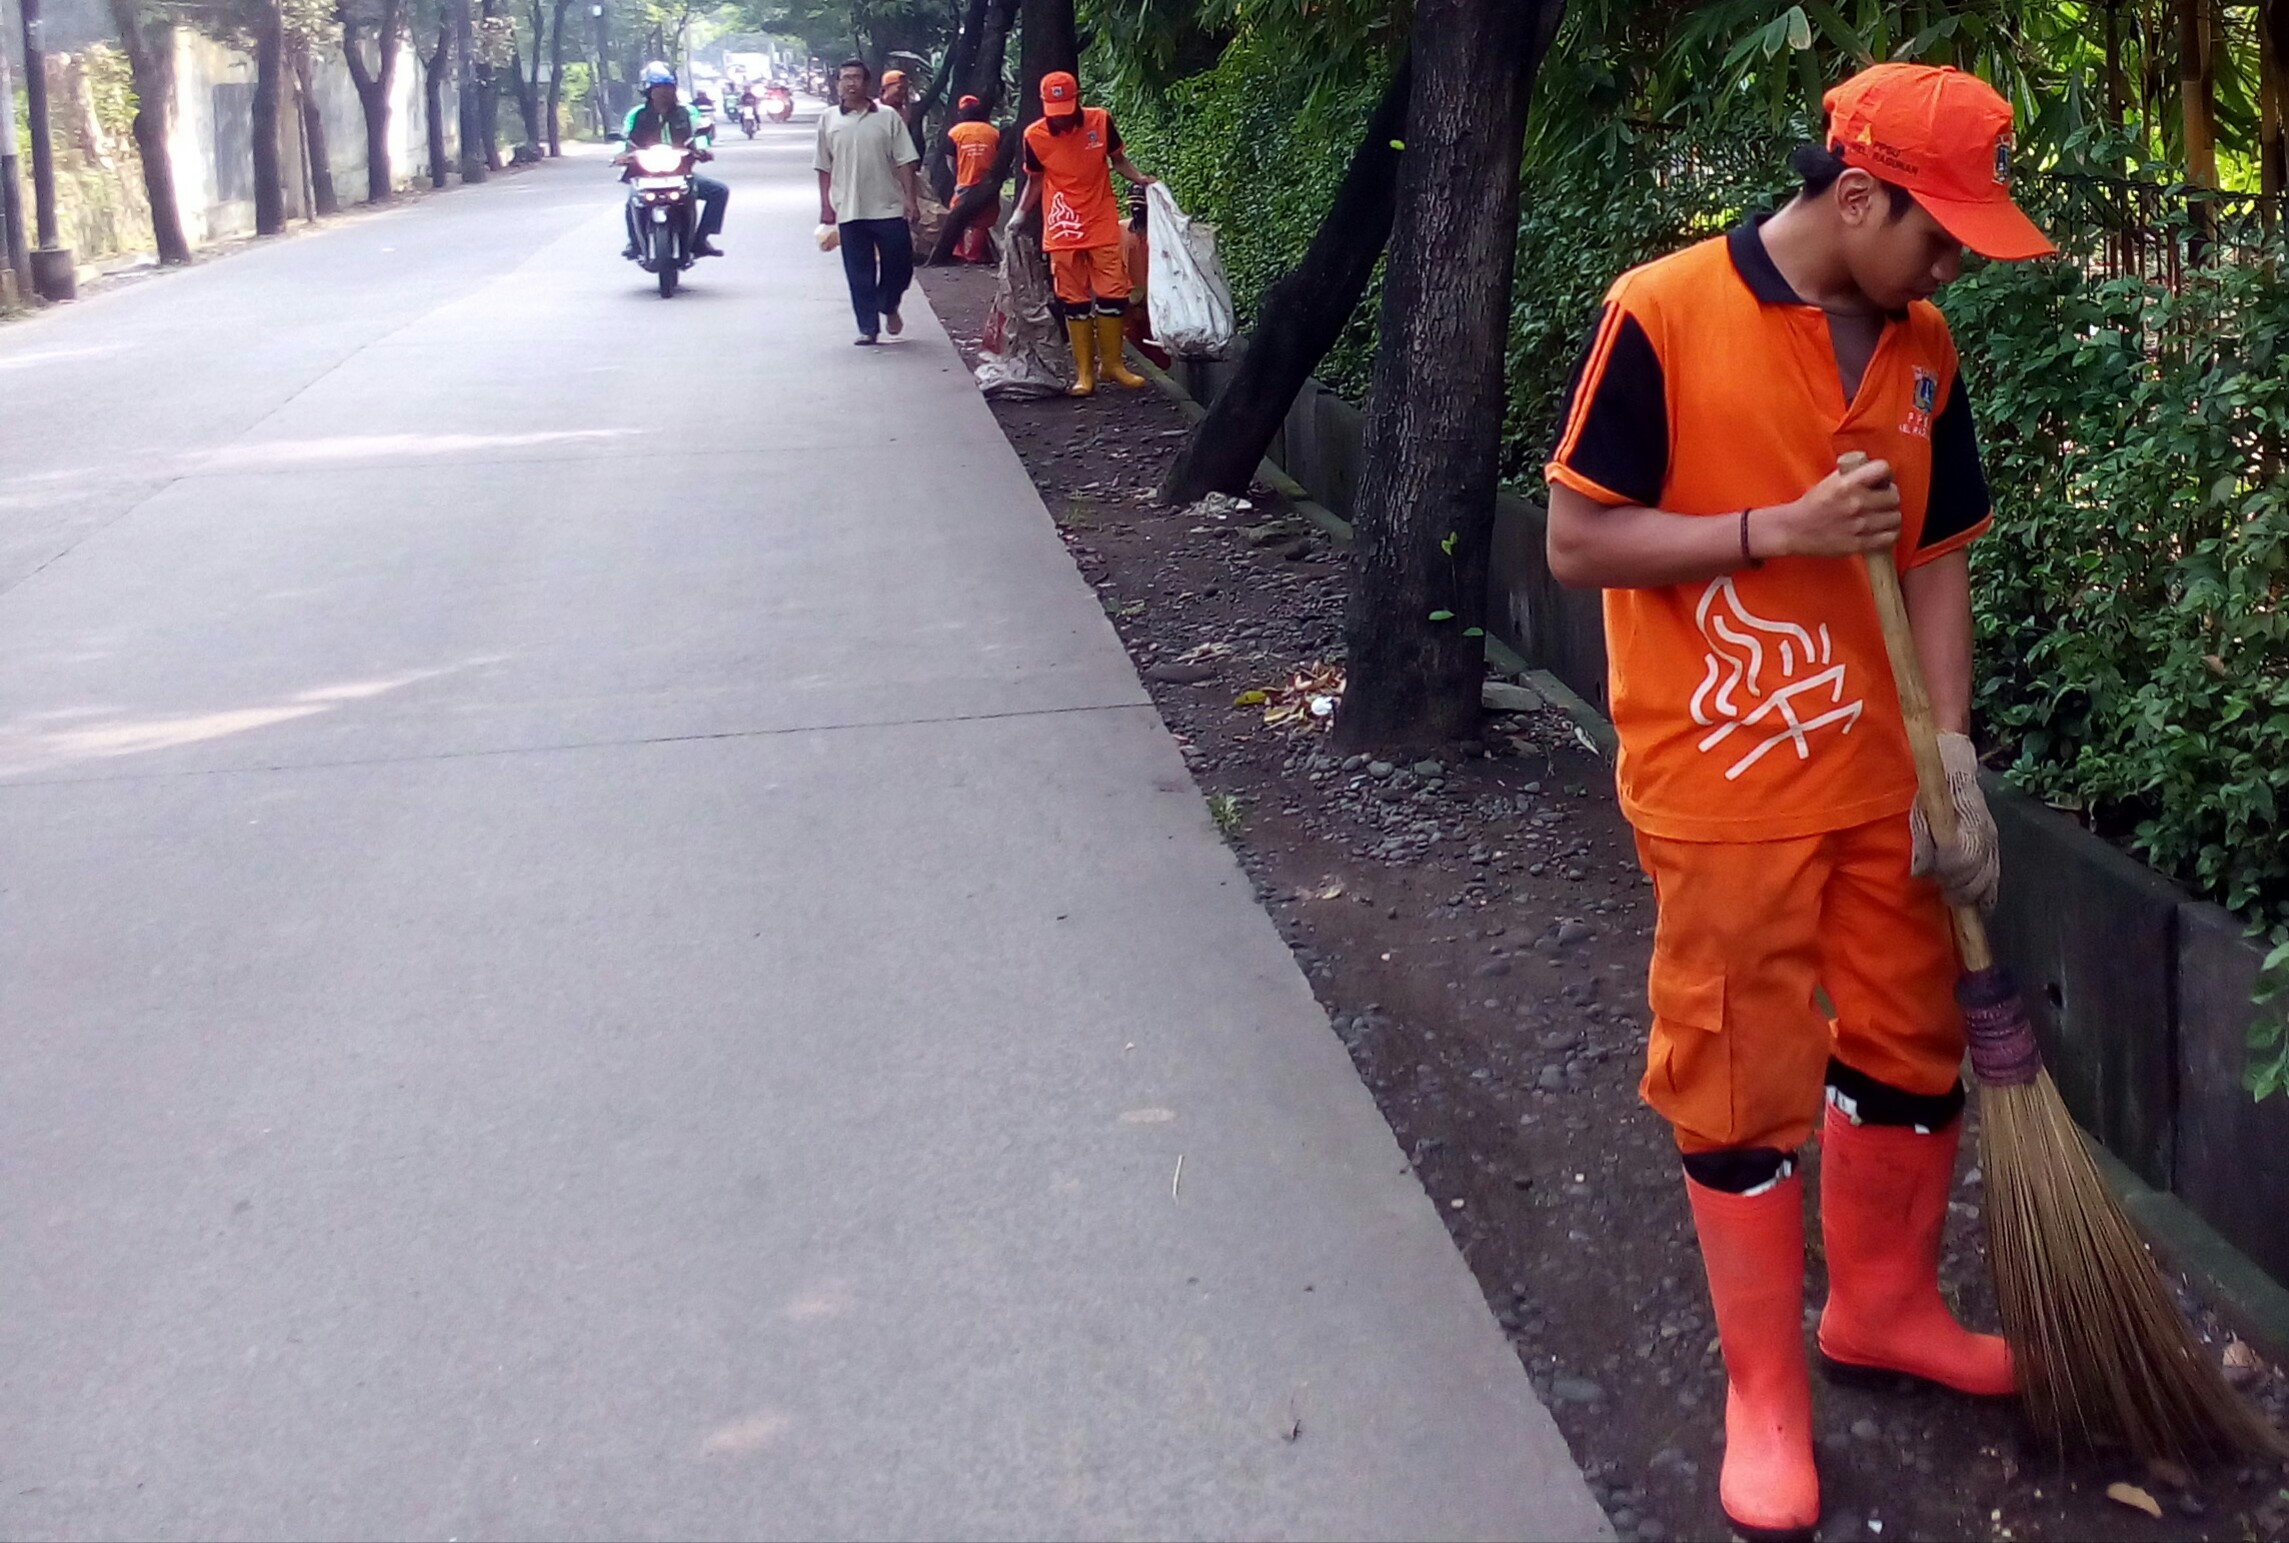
[1983,1068,2289,1461]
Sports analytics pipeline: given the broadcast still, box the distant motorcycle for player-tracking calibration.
[619,140,700,298]
[764,86,793,123]
[739,101,760,136]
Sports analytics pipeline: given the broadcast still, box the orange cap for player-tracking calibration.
[880,69,905,86]
[1040,70,1080,116]
[1823,63,2054,261]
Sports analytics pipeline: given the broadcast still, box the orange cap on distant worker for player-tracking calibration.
[881,68,906,85]
[1039,70,1080,116]
[1823,63,2055,260]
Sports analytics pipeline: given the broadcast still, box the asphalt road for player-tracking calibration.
[0,119,1608,1541]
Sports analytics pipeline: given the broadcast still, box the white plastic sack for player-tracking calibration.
[976,225,1072,400]
[1144,181,1236,359]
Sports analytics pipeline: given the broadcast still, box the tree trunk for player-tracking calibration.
[477,0,504,169]
[927,0,1022,262]
[2260,1,2289,199]
[456,0,487,181]
[1335,0,1564,752]
[1160,54,1412,504]
[343,10,395,201]
[508,41,537,146]
[2103,0,2126,137]
[253,0,288,234]
[546,0,570,155]
[967,0,1015,113]
[1017,0,1075,135]
[2178,0,2218,186]
[423,20,451,187]
[921,0,988,196]
[293,42,341,215]
[107,0,192,263]
[423,21,451,186]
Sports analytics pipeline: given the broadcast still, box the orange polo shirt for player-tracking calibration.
[1546,217,1993,844]
[948,120,998,190]
[1023,108,1123,251]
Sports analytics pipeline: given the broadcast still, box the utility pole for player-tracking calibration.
[17,0,74,300]
[0,0,34,305]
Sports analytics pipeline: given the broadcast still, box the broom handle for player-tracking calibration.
[1838,451,1995,972]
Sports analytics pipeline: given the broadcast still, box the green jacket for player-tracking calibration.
[622,102,711,151]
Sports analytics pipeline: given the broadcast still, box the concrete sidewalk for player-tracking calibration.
[0,128,1606,1540]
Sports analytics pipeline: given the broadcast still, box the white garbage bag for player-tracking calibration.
[1144,181,1236,359]
[975,225,1071,400]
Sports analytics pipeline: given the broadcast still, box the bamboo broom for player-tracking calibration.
[1847,452,2287,1461]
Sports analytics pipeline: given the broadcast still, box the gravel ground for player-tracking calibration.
[920,261,2289,1543]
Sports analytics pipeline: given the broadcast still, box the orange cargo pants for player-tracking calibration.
[1636,815,1965,1154]
[1050,243,1131,308]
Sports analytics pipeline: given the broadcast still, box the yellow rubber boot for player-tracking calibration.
[1066,317,1097,398]
[1097,313,1148,388]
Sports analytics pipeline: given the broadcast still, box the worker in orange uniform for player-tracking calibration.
[1543,63,2054,1542]
[1013,70,1155,397]
[943,95,1000,265]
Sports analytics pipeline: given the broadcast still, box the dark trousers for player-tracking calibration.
[623,176,728,249]
[838,217,914,337]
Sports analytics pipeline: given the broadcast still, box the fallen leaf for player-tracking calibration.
[1232,690,1268,707]
[2105,1482,2163,1518]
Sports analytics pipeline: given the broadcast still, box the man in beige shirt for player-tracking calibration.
[815,58,922,345]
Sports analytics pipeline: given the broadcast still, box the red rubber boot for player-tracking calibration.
[1815,1103,2016,1397]
[1686,1171,1821,1542]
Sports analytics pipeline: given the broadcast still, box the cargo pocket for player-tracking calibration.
[1644,950,1731,1144]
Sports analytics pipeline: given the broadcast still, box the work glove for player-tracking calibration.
[1910,731,2000,913]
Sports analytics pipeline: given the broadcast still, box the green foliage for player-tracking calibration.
[79,43,142,142]
[2252,932,2289,1100]
[1536,1,2276,193]
[1946,254,2289,933]
[1507,120,1795,481]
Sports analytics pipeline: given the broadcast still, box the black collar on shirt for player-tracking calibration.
[1727,209,1913,321]
[1726,213,1805,306]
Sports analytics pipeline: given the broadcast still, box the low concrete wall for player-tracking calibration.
[170,31,456,248]
[1181,355,2289,1294]
[26,28,460,266]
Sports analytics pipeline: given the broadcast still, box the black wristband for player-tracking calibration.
[1739,508,1763,569]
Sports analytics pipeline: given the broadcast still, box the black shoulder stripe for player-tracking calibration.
[1554,308,1668,509]
[1921,369,1990,551]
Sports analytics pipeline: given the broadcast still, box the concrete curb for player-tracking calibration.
[2088,1141,2289,1368]
[1136,354,2289,1374]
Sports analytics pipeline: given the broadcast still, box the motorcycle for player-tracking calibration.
[618,140,701,298]
[738,101,760,136]
[764,87,794,123]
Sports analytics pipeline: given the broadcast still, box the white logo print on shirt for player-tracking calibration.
[1046,191,1087,245]
[1687,578,1865,779]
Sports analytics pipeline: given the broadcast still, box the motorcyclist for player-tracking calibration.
[618,63,727,260]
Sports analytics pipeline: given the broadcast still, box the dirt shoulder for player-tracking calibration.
[919,261,2289,1543]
